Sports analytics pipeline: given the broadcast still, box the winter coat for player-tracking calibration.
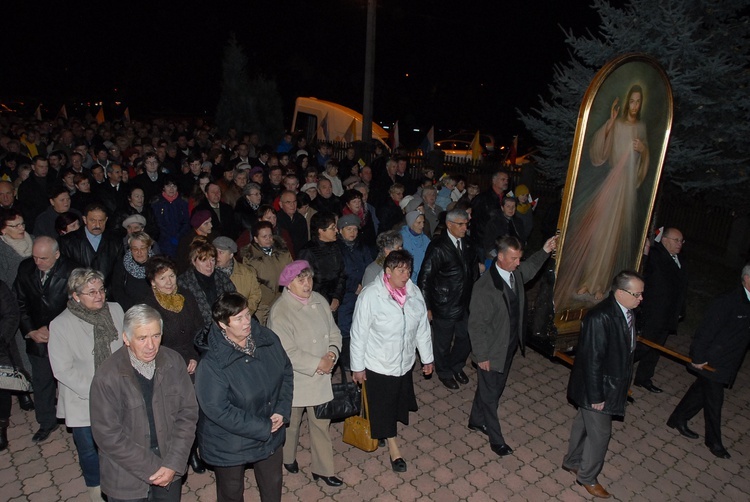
[337,238,375,337]
[177,269,236,332]
[143,288,203,365]
[242,241,293,325]
[194,321,293,466]
[0,280,20,368]
[225,259,262,315]
[400,226,430,283]
[350,271,434,377]
[268,290,342,407]
[297,238,346,304]
[59,228,124,288]
[48,303,124,427]
[90,346,198,499]
[152,195,190,257]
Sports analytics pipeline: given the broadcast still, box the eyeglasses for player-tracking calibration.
[662,236,685,244]
[447,220,468,227]
[6,221,26,228]
[621,289,643,299]
[79,287,107,297]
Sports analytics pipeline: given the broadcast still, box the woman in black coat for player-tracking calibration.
[297,212,346,313]
[0,280,21,451]
[110,231,155,311]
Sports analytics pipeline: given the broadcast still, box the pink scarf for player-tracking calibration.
[383,273,407,307]
[162,191,179,203]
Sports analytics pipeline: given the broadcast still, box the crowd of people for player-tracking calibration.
[0,114,748,501]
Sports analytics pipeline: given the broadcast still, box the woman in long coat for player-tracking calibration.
[268,261,343,487]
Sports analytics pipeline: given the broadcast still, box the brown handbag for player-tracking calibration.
[342,381,379,452]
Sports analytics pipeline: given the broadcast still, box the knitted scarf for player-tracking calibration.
[1,232,33,258]
[123,249,153,279]
[66,299,119,370]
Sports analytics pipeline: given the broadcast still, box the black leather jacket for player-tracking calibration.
[417,232,480,320]
[14,255,80,357]
[567,294,634,416]
[59,228,123,288]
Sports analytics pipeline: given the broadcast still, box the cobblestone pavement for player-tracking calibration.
[2,325,749,502]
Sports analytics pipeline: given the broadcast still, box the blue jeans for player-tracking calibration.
[72,426,100,487]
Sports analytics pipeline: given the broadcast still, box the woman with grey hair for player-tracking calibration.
[361,230,404,287]
[235,182,263,232]
[49,267,125,501]
[111,231,156,311]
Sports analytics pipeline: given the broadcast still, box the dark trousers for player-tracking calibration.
[469,344,517,446]
[563,407,612,485]
[670,376,725,448]
[107,479,183,502]
[0,390,11,420]
[432,314,471,379]
[28,353,57,429]
[634,329,673,385]
[214,448,282,502]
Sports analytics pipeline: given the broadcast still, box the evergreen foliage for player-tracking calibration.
[215,35,284,143]
[519,0,750,209]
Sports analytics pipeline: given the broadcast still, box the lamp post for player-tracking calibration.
[361,0,376,155]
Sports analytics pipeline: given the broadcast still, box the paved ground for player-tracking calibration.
[2,326,749,501]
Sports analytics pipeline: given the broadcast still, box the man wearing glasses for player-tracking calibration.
[134,152,165,202]
[563,270,644,499]
[633,228,688,393]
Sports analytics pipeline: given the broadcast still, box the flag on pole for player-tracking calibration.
[34,105,42,121]
[344,118,356,143]
[391,121,400,151]
[123,107,131,122]
[418,126,434,154]
[58,105,68,120]
[317,113,330,142]
[509,135,518,165]
[96,107,105,125]
[470,130,482,161]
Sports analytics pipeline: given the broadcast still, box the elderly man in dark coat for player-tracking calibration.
[563,270,644,499]
[667,264,750,460]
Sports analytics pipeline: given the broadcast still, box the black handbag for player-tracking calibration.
[314,365,362,421]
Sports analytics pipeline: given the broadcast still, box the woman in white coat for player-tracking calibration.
[49,268,124,501]
[267,260,343,487]
[350,249,434,473]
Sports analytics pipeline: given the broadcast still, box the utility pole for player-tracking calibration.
[361,0,376,154]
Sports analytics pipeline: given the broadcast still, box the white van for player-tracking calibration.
[291,97,390,149]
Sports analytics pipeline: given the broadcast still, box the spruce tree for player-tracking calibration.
[519,0,750,210]
[215,35,284,143]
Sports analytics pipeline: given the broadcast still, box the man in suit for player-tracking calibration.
[59,203,123,288]
[667,263,750,459]
[418,208,482,390]
[94,164,129,218]
[467,235,557,457]
[633,227,688,393]
[482,197,527,259]
[193,182,237,239]
[14,236,80,443]
[563,270,644,499]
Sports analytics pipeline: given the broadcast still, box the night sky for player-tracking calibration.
[2,0,610,146]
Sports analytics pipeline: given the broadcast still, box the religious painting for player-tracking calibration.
[553,53,673,325]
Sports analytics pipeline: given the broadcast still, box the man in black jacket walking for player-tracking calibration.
[667,263,750,459]
[563,270,644,499]
[418,208,482,390]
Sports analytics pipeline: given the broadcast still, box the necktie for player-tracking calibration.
[626,309,635,351]
[672,254,681,269]
[456,239,462,252]
[40,271,48,285]
[509,273,516,293]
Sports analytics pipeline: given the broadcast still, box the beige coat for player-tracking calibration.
[268,290,342,407]
[48,303,125,427]
[229,258,262,315]
[244,242,293,325]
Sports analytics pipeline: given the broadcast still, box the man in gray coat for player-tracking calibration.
[467,235,556,457]
[90,305,198,502]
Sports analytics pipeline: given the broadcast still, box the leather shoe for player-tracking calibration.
[666,418,699,439]
[634,381,663,393]
[708,445,731,459]
[561,464,579,475]
[189,451,206,473]
[378,439,386,447]
[312,473,344,486]
[467,422,488,436]
[390,457,407,472]
[18,394,34,411]
[454,370,469,385]
[439,377,459,390]
[284,461,299,473]
[32,424,58,443]
[576,480,611,498]
[490,443,513,457]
